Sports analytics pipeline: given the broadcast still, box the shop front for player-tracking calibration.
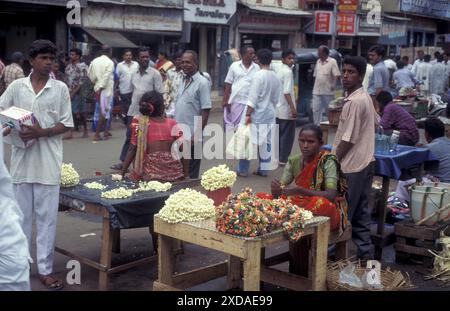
[71,2,183,60]
[235,4,310,52]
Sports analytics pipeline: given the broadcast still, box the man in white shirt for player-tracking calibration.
[275,49,297,166]
[222,45,260,132]
[115,49,138,122]
[416,54,433,96]
[312,46,341,125]
[0,129,31,291]
[115,47,164,171]
[411,50,424,77]
[0,40,74,290]
[237,49,281,177]
[88,45,114,141]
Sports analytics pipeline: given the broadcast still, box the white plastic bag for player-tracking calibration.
[226,124,254,160]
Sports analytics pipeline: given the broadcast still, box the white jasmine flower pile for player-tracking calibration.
[135,181,172,193]
[60,163,80,187]
[101,187,134,200]
[159,188,215,223]
[201,164,237,191]
[84,181,107,190]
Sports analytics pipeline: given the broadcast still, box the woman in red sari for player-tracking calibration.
[271,124,348,235]
[121,91,188,182]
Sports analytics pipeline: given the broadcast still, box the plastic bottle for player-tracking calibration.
[389,130,400,153]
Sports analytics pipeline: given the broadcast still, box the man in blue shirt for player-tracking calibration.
[393,61,420,92]
[368,45,390,111]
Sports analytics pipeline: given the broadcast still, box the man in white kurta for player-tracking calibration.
[222,46,260,132]
[0,130,31,291]
[0,40,73,289]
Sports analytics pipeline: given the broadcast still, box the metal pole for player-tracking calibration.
[331,0,338,49]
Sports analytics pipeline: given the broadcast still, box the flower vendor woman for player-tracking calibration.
[271,124,348,235]
[121,91,188,182]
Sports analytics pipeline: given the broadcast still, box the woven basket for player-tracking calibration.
[327,258,414,291]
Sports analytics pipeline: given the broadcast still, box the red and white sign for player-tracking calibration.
[338,0,359,13]
[337,13,356,36]
[314,11,333,34]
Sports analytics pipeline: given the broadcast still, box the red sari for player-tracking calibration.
[283,151,348,235]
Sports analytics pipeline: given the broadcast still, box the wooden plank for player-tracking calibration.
[153,280,182,291]
[154,217,247,258]
[158,234,175,286]
[394,243,433,257]
[264,252,290,267]
[311,220,330,291]
[108,255,157,274]
[329,224,352,244]
[261,226,316,248]
[289,237,311,277]
[172,262,228,289]
[260,266,312,291]
[227,255,242,289]
[243,241,262,291]
[395,221,448,241]
[55,246,107,271]
[99,217,113,291]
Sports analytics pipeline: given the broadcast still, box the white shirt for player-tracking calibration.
[276,63,296,120]
[411,59,423,76]
[363,63,373,91]
[115,61,139,95]
[313,57,341,95]
[0,130,30,259]
[88,55,114,96]
[247,69,281,141]
[384,59,397,71]
[127,67,164,117]
[0,77,74,185]
[224,61,260,105]
[416,62,433,91]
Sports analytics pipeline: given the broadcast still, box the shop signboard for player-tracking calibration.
[400,0,450,20]
[337,13,356,36]
[338,0,358,13]
[314,11,333,34]
[184,0,236,25]
[379,19,408,45]
[239,10,301,31]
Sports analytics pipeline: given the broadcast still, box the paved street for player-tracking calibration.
[4,111,446,291]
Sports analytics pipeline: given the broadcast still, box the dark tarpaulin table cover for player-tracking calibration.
[323,144,438,179]
[59,176,200,229]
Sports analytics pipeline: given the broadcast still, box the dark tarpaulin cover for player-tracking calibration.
[59,176,200,229]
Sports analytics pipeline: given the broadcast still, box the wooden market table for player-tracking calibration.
[153,215,330,291]
[57,177,200,291]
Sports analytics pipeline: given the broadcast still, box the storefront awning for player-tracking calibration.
[383,14,411,21]
[83,29,138,48]
[241,3,311,16]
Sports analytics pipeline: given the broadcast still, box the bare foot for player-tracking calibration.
[92,135,101,141]
[81,131,89,138]
[104,132,112,137]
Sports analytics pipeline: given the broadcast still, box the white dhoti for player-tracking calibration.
[0,255,30,291]
[14,183,60,276]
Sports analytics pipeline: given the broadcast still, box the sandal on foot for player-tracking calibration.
[38,274,64,290]
[110,163,123,170]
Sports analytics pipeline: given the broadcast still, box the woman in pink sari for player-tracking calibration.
[121,91,188,182]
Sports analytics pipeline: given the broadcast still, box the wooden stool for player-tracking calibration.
[395,220,450,267]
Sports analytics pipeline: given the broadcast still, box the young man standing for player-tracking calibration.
[115,49,138,122]
[276,49,297,166]
[88,45,114,141]
[222,45,260,132]
[332,56,379,260]
[367,45,390,108]
[175,50,211,179]
[64,48,89,139]
[0,40,73,289]
[237,48,281,177]
[312,46,341,125]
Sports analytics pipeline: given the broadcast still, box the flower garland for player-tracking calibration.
[61,163,80,187]
[201,164,237,191]
[101,187,134,200]
[159,188,215,223]
[216,188,313,241]
[84,181,107,190]
[134,181,172,193]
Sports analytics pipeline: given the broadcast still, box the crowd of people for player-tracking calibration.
[0,38,449,291]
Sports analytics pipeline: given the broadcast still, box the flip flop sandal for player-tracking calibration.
[39,275,64,291]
